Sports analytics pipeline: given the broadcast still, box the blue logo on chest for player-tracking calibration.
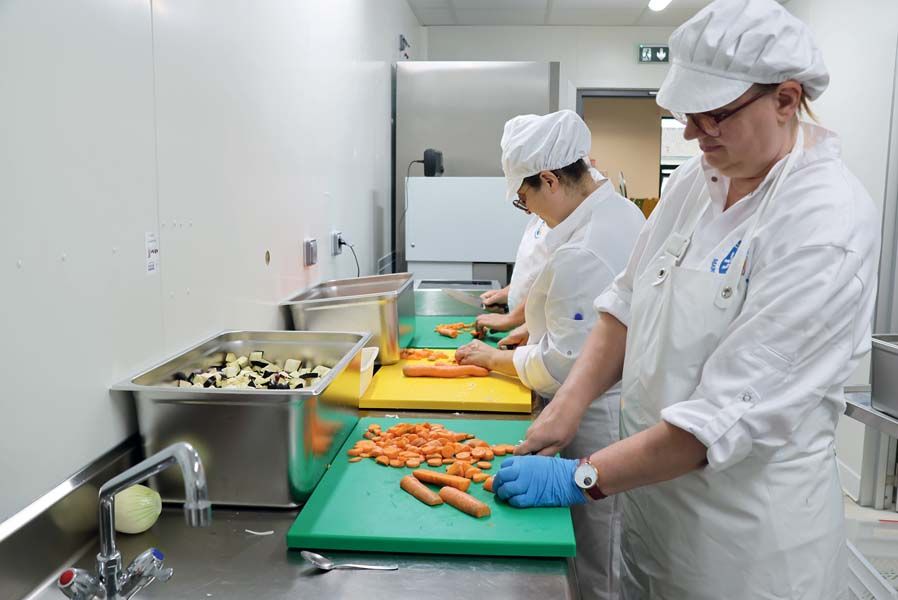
[714,240,741,274]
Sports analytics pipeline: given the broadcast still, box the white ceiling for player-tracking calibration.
[406,0,788,27]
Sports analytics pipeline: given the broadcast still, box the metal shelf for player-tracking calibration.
[845,387,898,439]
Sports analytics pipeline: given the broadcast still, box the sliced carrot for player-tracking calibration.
[464,467,480,479]
[406,459,421,468]
[400,475,443,506]
[389,459,404,468]
[434,326,459,339]
[427,458,443,467]
[455,452,471,461]
[491,445,507,456]
[349,457,363,463]
[439,486,490,518]
[472,473,488,483]
[476,461,492,470]
[484,476,494,493]
[376,455,390,466]
[442,458,455,465]
[412,469,471,492]
[347,449,361,457]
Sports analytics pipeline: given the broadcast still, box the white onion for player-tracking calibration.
[114,484,162,534]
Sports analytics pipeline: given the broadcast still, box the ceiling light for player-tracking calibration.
[648,0,673,11]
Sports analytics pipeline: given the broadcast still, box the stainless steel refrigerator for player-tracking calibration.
[391,61,561,277]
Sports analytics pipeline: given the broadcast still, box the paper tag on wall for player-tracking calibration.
[145,232,160,275]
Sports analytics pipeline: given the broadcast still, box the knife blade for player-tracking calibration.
[443,289,509,314]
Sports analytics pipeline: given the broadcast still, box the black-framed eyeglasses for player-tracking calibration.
[672,89,773,137]
[512,189,531,214]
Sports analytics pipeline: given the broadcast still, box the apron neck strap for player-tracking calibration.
[714,125,806,307]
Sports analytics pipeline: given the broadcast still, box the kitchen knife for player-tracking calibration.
[443,288,509,314]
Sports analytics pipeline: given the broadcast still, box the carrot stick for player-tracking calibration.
[400,475,444,506]
[484,476,494,493]
[402,364,489,378]
[412,469,471,492]
[439,486,491,518]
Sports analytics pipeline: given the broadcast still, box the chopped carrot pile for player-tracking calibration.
[434,322,483,340]
[350,422,516,518]
[347,422,517,485]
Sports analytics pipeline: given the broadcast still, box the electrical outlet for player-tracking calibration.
[331,231,343,256]
[304,238,318,267]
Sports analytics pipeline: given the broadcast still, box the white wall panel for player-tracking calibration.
[152,0,424,354]
[0,0,161,519]
[0,0,423,521]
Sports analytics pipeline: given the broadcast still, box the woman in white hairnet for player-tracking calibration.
[455,109,645,600]
[490,1,880,599]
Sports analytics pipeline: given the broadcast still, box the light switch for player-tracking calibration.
[304,239,318,267]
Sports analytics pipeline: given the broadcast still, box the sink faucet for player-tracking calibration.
[57,442,211,600]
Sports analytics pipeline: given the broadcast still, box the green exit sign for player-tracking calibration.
[638,44,669,63]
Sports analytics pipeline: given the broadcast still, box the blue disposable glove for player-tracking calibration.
[492,456,586,508]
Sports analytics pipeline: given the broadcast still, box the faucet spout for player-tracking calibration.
[97,442,210,573]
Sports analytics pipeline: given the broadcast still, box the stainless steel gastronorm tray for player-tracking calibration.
[281,273,415,364]
[112,330,371,507]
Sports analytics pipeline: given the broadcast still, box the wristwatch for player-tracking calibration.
[574,458,607,500]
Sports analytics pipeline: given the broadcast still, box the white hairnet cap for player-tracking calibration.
[656,0,829,114]
[500,110,602,204]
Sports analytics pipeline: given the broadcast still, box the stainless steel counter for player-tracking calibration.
[26,508,575,600]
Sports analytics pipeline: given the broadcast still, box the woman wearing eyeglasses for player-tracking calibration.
[455,109,644,600]
[490,1,880,599]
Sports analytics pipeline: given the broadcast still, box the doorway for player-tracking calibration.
[577,89,700,217]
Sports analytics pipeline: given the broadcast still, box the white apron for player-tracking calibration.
[619,130,847,600]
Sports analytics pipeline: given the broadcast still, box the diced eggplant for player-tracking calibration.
[298,372,319,380]
[202,378,216,388]
[251,360,270,369]
[173,371,189,382]
[288,371,301,379]
[255,376,271,386]
[177,380,193,388]
[263,363,280,375]
[288,379,304,389]
[249,351,264,362]
[236,356,249,368]
[247,378,257,388]
[222,365,240,378]
[225,352,237,363]
[283,358,301,373]
[312,365,331,377]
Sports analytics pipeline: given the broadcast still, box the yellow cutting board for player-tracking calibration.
[359,349,532,413]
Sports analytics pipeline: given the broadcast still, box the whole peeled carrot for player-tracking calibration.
[402,364,489,378]
[400,475,443,506]
[439,486,491,518]
[412,469,471,492]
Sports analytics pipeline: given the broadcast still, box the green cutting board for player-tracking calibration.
[411,315,505,349]
[286,417,576,557]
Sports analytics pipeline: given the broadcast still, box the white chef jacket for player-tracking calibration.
[595,122,880,470]
[513,182,645,396]
[508,215,550,311]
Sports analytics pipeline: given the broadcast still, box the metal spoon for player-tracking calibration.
[301,551,399,572]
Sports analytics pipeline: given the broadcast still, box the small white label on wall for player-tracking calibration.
[145,232,160,274]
